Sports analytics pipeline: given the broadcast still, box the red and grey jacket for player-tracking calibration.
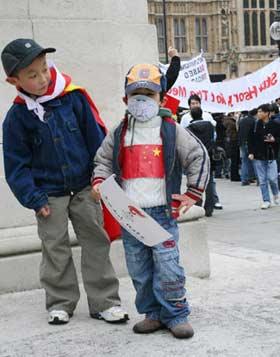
[93,108,210,214]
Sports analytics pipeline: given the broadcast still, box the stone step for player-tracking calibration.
[0,214,209,294]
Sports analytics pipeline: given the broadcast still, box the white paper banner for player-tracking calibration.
[167,58,280,113]
[160,52,210,85]
[99,175,172,247]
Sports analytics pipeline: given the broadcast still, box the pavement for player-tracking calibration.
[0,179,280,357]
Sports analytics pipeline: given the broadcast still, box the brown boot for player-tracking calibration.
[170,322,194,339]
[133,318,165,334]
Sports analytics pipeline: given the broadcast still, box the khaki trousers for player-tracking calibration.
[36,186,120,314]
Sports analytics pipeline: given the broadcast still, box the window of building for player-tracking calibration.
[252,12,259,45]
[195,17,208,51]
[155,17,165,54]
[173,18,186,53]
[243,1,276,46]
[260,11,266,45]
[251,0,257,8]
[244,12,250,45]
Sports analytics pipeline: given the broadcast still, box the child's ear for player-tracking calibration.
[6,77,19,86]
[122,96,128,105]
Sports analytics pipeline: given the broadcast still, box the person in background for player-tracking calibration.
[188,107,215,216]
[275,97,280,109]
[180,94,216,129]
[213,113,230,180]
[248,104,280,209]
[238,109,257,186]
[270,102,280,186]
[165,46,180,92]
[223,112,241,182]
[181,95,223,210]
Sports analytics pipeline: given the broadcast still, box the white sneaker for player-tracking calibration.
[214,202,223,210]
[48,310,71,325]
[91,306,129,323]
[273,195,280,205]
[261,201,271,209]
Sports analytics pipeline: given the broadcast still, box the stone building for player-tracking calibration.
[148,0,278,79]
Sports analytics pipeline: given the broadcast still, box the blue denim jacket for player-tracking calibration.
[3,90,105,211]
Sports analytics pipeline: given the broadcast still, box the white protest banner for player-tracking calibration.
[168,58,280,112]
[99,175,172,247]
[160,52,210,85]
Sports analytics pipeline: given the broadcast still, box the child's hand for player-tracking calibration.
[171,194,196,214]
[91,184,101,202]
[248,154,254,160]
[37,204,51,217]
[168,46,178,58]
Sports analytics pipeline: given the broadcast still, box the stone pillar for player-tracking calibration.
[0,0,158,228]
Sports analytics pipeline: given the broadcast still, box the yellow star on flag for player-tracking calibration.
[153,147,161,157]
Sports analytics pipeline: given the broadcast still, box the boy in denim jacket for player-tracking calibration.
[1,38,128,325]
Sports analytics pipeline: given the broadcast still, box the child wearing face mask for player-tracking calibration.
[91,64,210,339]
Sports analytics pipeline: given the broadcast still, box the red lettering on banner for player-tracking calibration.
[169,86,187,98]
[271,72,277,85]
[245,86,258,100]
[202,90,208,101]
[178,86,187,97]
[234,93,239,103]
[216,93,226,104]
[259,72,278,93]
[239,93,245,102]
[172,87,178,96]
[189,89,208,101]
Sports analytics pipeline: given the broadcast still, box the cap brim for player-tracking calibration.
[125,81,161,95]
[15,47,56,74]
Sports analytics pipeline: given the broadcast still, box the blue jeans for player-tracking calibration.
[215,158,230,178]
[121,206,190,328]
[253,160,279,202]
[204,171,215,214]
[240,144,255,183]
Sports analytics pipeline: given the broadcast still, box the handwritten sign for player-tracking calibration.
[160,52,210,84]
[99,175,172,247]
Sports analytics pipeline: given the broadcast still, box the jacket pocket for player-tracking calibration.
[66,120,79,132]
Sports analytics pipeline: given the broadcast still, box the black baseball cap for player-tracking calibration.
[1,38,56,76]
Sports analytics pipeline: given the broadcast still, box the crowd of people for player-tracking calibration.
[177,96,280,212]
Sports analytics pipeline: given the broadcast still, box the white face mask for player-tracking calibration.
[127,95,159,122]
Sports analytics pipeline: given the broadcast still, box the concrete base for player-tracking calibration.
[177,205,205,222]
[179,219,210,279]
[0,243,129,294]
[0,218,209,294]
